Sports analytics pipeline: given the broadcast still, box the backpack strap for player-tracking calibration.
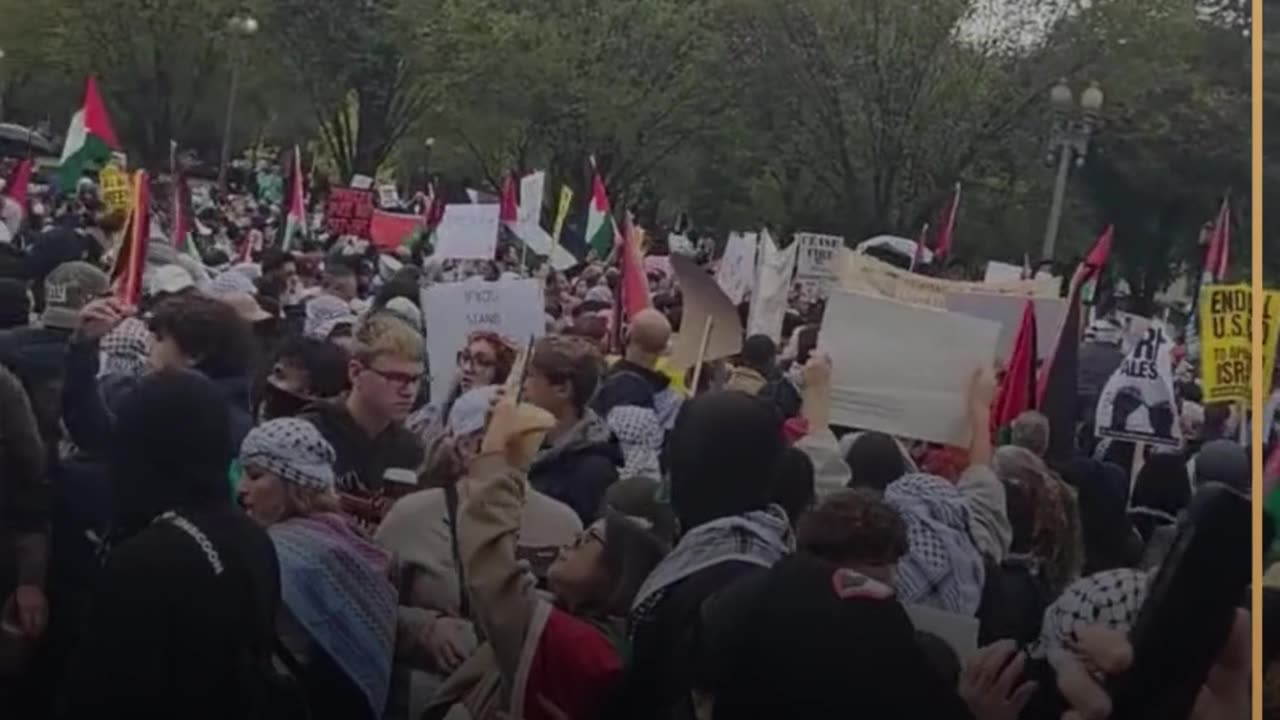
[444,484,471,619]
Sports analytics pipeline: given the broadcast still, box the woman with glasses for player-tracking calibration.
[407,330,516,465]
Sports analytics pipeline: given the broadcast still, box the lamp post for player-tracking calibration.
[0,48,7,123]
[217,14,258,193]
[1041,79,1103,263]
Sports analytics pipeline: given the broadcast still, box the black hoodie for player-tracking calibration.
[63,371,279,720]
[592,359,671,416]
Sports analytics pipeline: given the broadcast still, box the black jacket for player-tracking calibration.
[62,503,280,719]
[298,400,423,518]
[527,411,622,523]
[0,325,74,453]
[592,359,670,415]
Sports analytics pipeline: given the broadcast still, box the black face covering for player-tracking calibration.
[259,381,313,420]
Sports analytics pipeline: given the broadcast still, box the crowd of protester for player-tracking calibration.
[0,174,1255,720]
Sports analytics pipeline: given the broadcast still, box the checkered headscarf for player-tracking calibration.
[239,418,337,492]
[100,317,152,378]
[884,473,986,615]
[305,295,355,339]
[1030,568,1149,659]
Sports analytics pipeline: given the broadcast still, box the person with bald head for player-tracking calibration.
[591,309,677,421]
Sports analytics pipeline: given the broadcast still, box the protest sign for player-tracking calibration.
[840,251,1058,309]
[377,184,400,208]
[670,253,743,369]
[819,291,1000,446]
[1094,323,1183,449]
[1114,312,1153,354]
[421,278,545,403]
[943,293,1067,364]
[350,174,375,190]
[1199,284,1251,404]
[715,232,757,305]
[746,229,798,342]
[983,260,1024,283]
[325,187,375,238]
[433,204,500,260]
[795,232,844,294]
[1264,290,1280,395]
[99,165,131,217]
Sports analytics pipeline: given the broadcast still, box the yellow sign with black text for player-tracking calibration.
[1198,284,1251,404]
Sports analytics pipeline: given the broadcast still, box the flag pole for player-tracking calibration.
[690,315,715,395]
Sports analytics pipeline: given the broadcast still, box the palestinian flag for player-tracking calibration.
[283,145,307,251]
[499,171,519,229]
[112,171,149,306]
[933,182,961,260]
[992,300,1038,437]
[1038,276,1085,464]
[1,158,33,238]
[1202,195,1230,284]
[57,77,120,192]
[1074,225,1113,305]
[585,158,613,258]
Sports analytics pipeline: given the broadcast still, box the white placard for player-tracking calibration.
[944,293,1068,365]
[433,204,500,260]
[421,278,545,404]
[795,232,844,290]
[510,171,577,271]
[819,291,1001,446]
[350,174,375,190]
[377,184,400,208]
[983,260,1024,283]
[715,232,757,305]
[1095,322,1183,449]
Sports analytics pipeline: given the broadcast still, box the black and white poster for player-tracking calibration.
[1094,322,1183,449]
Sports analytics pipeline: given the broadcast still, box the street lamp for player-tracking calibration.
[0,48,7,122]
[1041,79,1103,263]
[217,13,259,193]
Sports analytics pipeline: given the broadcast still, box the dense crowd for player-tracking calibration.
[0,173,1255,720]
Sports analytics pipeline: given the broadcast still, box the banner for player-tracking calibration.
[421,278,545,404]
[715,232,757,305]
[1094,323,1183,449]
[1199,284,1251,404]
[943,293,1067,365]
[368,209,423,250]
[840,251,1059,309]
[746,229,798,342]
[325,187,375,238]
[795,232,844,295]
[433,204,500,260]
[670,253,744,370]
[983,260,1023,283]
[819,290,1001,446]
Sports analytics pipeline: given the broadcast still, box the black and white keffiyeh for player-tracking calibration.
[240,418,337,492]
[1030,567,1149,659]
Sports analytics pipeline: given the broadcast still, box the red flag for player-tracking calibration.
[424,181,446,229]
[499,171,519,227]
[1203,196,1230,283]
[933,182,961,260]
[4,159,33,207]
[618,213,651,319]
[369,209,425,250]
[112,171,149,306]
[83,76,120,150]
[1071,224,1113,294]
[991,300,1038,431]
[283,145,307,251]
[171,175,191,251]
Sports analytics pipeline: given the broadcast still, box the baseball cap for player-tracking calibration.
[146,264,195,296]
[42,261,109,330]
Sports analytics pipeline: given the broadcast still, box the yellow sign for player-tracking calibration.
[99,165,131,217]
[1198,284,1252,404]
[1264,290,1280,395]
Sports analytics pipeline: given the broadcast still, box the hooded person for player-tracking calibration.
[724,334,803,420]
[1139,439,1249,570]
[422,394,669,720]
[522,335,622,524]
[613,391,793,720]
[1128,451,1191,545]
[62,370,280,718]
[238,418,397,720]
[1059,458,1143,576]
[375,386,582,720]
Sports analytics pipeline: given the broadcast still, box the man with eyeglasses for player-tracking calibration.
[298,312,425,527]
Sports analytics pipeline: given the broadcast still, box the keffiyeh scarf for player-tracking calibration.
[1030,568,1149,659]
[885,473,986,615]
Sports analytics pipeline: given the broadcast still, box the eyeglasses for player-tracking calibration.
[568,526,606,550]
[363,366,424,389]
[457,350,497,369]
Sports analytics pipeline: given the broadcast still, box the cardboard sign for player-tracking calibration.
[421,278,545,404]
[715,232,757,305]
[325,187,375,238]
[795,232,844,293]
[944,293,1067,365]
[99,165,131,217]
[983,260,1024,283]
[840,252,1059,309]
[433,204,500,261]
[819,290,1000,446]
[1199,284,1251,404]
[1094,323,1183,449]
[670,253,744,369]
[350,174,375,190]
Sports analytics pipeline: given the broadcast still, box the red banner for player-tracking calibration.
[325,187,375,238]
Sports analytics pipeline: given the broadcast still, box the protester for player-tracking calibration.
[409,330,517,441]
[1128,451,1191,545]
[724,334,802,419]
[62,371,279,718]
[238,418,397,719]
[298,312,424,526]
[592,308,681,436]
[423,393,668,720]
[523,335,622,523]
[255,335,351,421]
